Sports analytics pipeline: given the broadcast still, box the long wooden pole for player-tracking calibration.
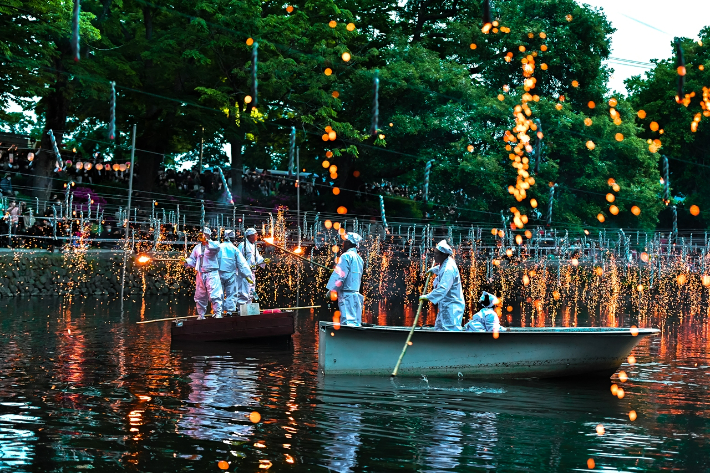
[136,305,322,325]
[391,273,433,377]
[263,240,330,270]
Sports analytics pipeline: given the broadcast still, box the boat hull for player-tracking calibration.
[318,323,659,379]
[171,312,294,342]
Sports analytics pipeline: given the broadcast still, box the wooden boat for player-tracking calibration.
[171,311,295,342]
[318,322,660,379]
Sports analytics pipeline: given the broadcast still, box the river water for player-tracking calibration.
[0,296,708,472]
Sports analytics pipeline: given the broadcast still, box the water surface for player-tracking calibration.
[0,296,708,472]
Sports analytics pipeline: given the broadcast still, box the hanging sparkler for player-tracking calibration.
[216,166,234,204]
[379,195,388,229]
[662,155,670,205]
[201,200,205,228]
[423,159,435,202]
[672,205,678,243]
[675,38,685,104]
[71,0,81,62]
[251,42,258,108]
[547,184,557,226]
[48,130,63,170]
[370,70,380,136]
[289,126,296,177]
[108,82,116,140]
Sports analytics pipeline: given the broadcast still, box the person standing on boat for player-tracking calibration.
[184,227,223,319]
[236,228,270,304]
[420,240,465,331]
[464,291,502,332]
[326,232,364,326]
[218,230,253,315]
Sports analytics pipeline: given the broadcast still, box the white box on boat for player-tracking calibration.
[239,303,260,316]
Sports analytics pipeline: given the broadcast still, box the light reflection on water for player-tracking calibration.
[0,296,708,471]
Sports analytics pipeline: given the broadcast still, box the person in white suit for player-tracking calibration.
[326,233,365,327]
[185,227,223,319]
[420,240,465,331]
[218,230,253,315]
[236,228,270,304]
[464,291,502,332]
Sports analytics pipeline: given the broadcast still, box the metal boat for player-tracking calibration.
[171,311,294,342]
[318,322,659,379]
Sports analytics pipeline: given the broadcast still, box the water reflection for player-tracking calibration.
[0,296,708,471]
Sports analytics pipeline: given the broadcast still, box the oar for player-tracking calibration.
[391,273,433,377]
[262,239,331,270]
[136,305,322,324]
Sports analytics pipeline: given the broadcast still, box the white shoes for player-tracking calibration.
[214,314,223,319]
[197,315,205,320]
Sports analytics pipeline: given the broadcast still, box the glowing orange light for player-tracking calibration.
[618,370,628,382]
[571,80,579,87]
[628,355,636,364]
[342,52,351,62]
[525,230,532,239]
[612,183,620,192]
[596,213,605,222]
[322,160,330,169]
[263,237,275,245]
[328,130,337,140]
[330,290,338,301]
[631,206,641,216]
[324,220,333,229]
[332,187,340,195]
[346,22,356,31]
[566,14,573,21]
[333,222,340,230]
[331,245,339,254]
[586,141,595,150]
[595,267,603,276]
[596,424,605,435]
[677,274,687,285]
[552,290,560,300]
[218,460,230,470]
[630,325,639,336]
[588,101,596,109]
[328,20,337,28]
[136,254,152,265]
[611,384,619,395]
[650,121,659,132]
[606,193,615,203]
[609,205,619,215]
[246,38,254,46]
[470,43,477,50]
[609,97,618,107]
[352,170,360,178]
[506,249,513,257]
[615,133,624,141]
[637,110,646,119]
[286,5,294,12]
[637,284,643,292]
[516,235,523,245]
[337,206,347,214]
[703,275,710,287]
[324,68,333,76]
[587,459,595,469]
[332,91,340,98]
[690,204,700,216]
[249,411,261,423]
[677,65,686,76]
[244,95,253,104]
[629,410,637,421]
[571,258,579,266]
[493,330,500,339]
[617,387,625,399]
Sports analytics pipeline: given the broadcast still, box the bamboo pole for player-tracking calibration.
[391,272,433,377]
[263,239,330,270]
[136,305,321,324]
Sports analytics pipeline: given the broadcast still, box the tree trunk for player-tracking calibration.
[33,73,69,202]
[229,134,243,202]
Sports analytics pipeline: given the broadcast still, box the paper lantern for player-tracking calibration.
[119,164,127,171]
[84,162,92,170]
[27,153,34,162]
[112,163,120,171]
[75,162,84,170]
[96,163,103,170]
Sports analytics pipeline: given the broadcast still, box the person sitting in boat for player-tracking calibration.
[464,291,502,332]
[218,230,253,316]
[184,227,223,320]
[326,232,364,327]
[420,240,465,331]
[236,228,270,304]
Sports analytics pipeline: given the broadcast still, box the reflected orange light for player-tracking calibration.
[136,254,152,265]
[616,387,625,399]
[264,237,275,245]
[618,371,628,382]
[629,410,637,421]
[249,412,262,423]
[596,424,605,435]
[293,247,303,254]
[628,355,636,364]
[630,325,639,336]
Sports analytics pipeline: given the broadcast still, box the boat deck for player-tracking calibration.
[171,312,294,342]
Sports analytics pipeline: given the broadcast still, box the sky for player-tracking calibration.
[580,0,710,95]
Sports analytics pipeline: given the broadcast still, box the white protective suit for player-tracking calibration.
[424,257,465,331]
[218,241,252,313]
[326,247,364,326]
[465,308,501,332]
[465,292,502,332]
[236,240,264,304]
[185,240,223,318]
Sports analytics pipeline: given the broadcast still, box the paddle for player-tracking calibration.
[391,272,433,377]
[136,305,321,324]
[262,239,331,270]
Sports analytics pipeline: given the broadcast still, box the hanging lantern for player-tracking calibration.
[112,163,120,171]
[27,152,34,162]
[119,164,127,171]
[84,162,92,171]
[75,162,84,170]
[95,163,104,171]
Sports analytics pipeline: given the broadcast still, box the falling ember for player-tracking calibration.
[629,410,637,421]
[249,412,262,423]
[617,388,625,399]
[628,355,636,364]
[596,213,605,223]
[218,461,230,470]
[606,193,615,203]
[596,424,605,435]
[610,384,619,395]
[586,141,595,150]
[618,371,628,382]
[587,459,595,469]
[631,206,641,216]
[690,205,700,216]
